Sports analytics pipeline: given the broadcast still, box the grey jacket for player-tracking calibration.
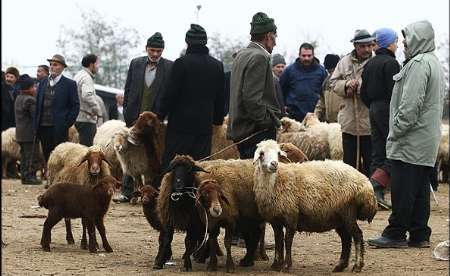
[386,20,446,167]
[227,42,281,141]
[74,68,101,124]
[15,92,36,142]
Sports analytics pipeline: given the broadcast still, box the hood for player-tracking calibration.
[403,20,435,58]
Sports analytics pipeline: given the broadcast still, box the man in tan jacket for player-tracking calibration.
[329,29,374,177]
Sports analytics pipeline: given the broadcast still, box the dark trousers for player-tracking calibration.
[236,128,277,159]
[19,142,38,179]
[75,122,97,147]
[38,126,56,162]
[369,102,392,175]
[121,174,135,198]
[342,132,372,177]
[382,160,432,242]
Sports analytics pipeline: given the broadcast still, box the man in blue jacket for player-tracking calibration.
[280,43,327,122]
[35,54,80,162]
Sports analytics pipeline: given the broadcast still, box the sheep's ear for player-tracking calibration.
[77,155,89,167]
[101,155,113,168]
[279,150,287,158]
[253,149,261,164]
[161,163,176,176]
[192,165,209,173]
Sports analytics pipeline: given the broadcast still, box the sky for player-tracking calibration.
[2,0,449,82]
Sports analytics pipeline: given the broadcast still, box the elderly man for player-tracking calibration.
[330,29,375,177]
[36,65,49,82]
[368,20,445,249]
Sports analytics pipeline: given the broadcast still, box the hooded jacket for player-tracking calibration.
[386,20,445,167]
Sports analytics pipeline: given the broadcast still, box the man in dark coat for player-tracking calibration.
[157,23,225,172]
[113,32,173,203]
[35,54,80,162]
[2,67,20,131]
[361,28,401,210]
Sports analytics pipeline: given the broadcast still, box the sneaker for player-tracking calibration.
[408,240,431,248]
[113,194,130,203]
[22,177,42,185]
[367,236,408,248]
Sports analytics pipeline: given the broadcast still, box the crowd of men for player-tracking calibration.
[1,12,445,250]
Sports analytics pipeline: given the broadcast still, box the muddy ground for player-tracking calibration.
[2,179,449,275]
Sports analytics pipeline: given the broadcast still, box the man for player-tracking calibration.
[360,28,401,209]
[74,54,102,146]
[272,53,286,78]
[115,32,173,203]
[2,67,19,131]
[35,54,79,162]
[368,20,445,248]
[157,23,225,170]
[329,29,375,177]
[115,94,125,122]
[280,43,327,122]
[227,12,281,159]
[36,65,49,81]
[314,54,343,123]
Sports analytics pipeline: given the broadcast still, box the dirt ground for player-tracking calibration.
[2,179,449,275]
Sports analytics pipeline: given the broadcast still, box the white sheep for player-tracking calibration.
[253,140,377,273]
[1,128,21,178]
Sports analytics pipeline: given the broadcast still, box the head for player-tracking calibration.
[47,54,67,77]
[351,29,375,60]
[17,74,37,95]
[401,20,435,59]
[140,185,159,205]
[278,143,307,163]
[250,12,277,53]
[253,140,287,174]
[323,54,340,74]
[116,94,124,106]
[81,54,99,74]
[93,175,121,196]
[128,111,161,145]
[298,43,315,67]
[77,147,112,176]
[162,155,208,193]
[302,112,320,127]
[5,67,19,86]
[196,179,229,218]
[36,65,49,81]
[112,131,128,153]
[146,32,165,62]
[185,24,208,47]
[280,117,305,133]
[375,28,398,54]
[272,53,286,77]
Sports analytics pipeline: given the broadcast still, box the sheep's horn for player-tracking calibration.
[77,156,89,167]
[102,157,113,168]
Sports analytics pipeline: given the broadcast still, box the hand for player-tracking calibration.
[345,79,359,97]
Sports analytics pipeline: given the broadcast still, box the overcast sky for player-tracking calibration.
[2,0,449,81]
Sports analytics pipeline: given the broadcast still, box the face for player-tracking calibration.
[49,62,64,77]
[272,64,285,77]
[387,38,399,54]
[116,94,124,106]
[263,32,277,54]
[146,47,163,62]
[299,48,314,66]
[254,141,286,174]
[36,67,49,80]
[5,73,17,86]
[354,42,374,59]
[90,58,99,74]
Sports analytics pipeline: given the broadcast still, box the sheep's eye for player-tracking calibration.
[259,151,265,158]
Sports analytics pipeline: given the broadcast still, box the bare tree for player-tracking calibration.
[437,35,449,120]
[208,33,246,72]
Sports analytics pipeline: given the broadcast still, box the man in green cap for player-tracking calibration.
[114,32,173,203]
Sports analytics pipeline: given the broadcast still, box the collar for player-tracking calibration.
[251,41,269,55]
[375,47,396,58]
[147,56,162,65]
[49,73,62,86]
[83,68,95,78]
[185,44,209,55]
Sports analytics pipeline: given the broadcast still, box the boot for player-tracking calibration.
[370,179,391,210]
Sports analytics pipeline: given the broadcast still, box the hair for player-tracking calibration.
[299,42,315,54]
[38,65,49,74]
[251,33,267,42]
[81,54,98,68]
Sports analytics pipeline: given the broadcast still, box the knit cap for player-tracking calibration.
[272,54,286,67]
[250,12,277,35]
[147,32,165,48]
[185,24,207,46]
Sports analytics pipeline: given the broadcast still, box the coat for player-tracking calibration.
[35,75,80,143]
[157,44,225,136]
[15,92,36,142]
[227,42,281,141]
[1,83,16,131]
[329,51,374,136]
[314,73,344,123]
[386,20,446,167]
[74,68,101,124]
[123,56,173,127]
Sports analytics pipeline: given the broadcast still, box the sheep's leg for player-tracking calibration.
[64,218,75,244]
[332,226,352,272]
[95,217,113,252]
[239,223,259,267]
[80,218,88,250]
[349,222,364,273]
[206,233,218,271]
[255,223,269,261]
[86,219,97,253]
[2,158,7,178]
[41,209,63,252]
[283,227,295,272]
[130,176,143,205]
[182,228,196,271]
[153,226,174,269]
[224,225,235,273]
[270,223,285,271]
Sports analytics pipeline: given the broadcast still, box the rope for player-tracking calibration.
[192,206,209,255]
[170,187,197,201]
[353,94,360,171]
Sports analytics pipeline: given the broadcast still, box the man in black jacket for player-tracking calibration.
[361,28,401,210]
[114,32,173,203]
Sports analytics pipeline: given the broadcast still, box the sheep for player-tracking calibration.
[277,126,330,160]
[38,175,121,253]
[252,140,377,273]
[68,125,80,143]
[279,117,306,133]
[437,124,449,182]
[210,124,239,159]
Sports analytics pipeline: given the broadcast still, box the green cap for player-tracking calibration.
[250,12,277,35]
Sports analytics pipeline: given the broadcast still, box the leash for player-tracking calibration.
[192,205,209,255]
[170,187,197,201]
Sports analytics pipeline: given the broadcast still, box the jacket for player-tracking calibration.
[1,83,16,131]
[15,92,36,142]
[74,68,101,124]
[314,73,344,123]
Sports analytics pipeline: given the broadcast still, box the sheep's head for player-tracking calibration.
[279,142,308,163]
[128,111,161,145]
[139,185,159,205]
[112,131,129,153]
[196,179,229,218]
[162,155,208,193]
[280,117,305,133]
[253,140,287,173]
[78,146,112,176]
[302,112,320,127]
[93,175,121,196]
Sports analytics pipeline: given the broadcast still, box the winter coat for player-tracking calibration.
[123,56,173,127]
[386,20,446,167]
[1,83,15,131]
[280,59,327,122]
[227,42,281,141]
[74,68,101,124]
[157,45,225,136]
[15,92,36,142]
[314,73,344,123]
[329,51,374,136]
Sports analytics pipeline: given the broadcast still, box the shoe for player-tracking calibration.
[113,194,130,203]
[408,240,430,248]
[21,177,42,185]
[367,236,407,248]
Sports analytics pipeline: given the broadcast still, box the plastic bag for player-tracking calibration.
[432,240,449,261]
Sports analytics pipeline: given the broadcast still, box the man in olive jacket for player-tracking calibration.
[227,12,281,159]
[368,20,445,249]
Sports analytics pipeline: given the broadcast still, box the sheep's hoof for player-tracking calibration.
[207,260,218,271]
[130,197,139,205]
[67,238,75,244]
[255,251,269,261]
[226,259,235,273]
[351,264,362,273]
[239,257,254,267]
[332,262,348,272]
[80,241,87,250]
[152,262,164,270]
[41,245,51,252]
[270,261,283,271]
[89,246,97,253]
[104,245,113,253]
[183,266,192,272]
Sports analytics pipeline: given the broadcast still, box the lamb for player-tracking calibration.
[68,125,80,143]
[253,140,377,273]
[277,125,330,160]
[279,117,306,133]
[38,175,121,253]
[2,127,22,178]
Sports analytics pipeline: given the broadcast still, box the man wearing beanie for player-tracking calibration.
[360,28,401,210]
[272,53,286,78]
[314,54,343,123]
[15,74,41,184]
[114,32,173,203]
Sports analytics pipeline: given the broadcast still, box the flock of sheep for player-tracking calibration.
[1,112,449,273]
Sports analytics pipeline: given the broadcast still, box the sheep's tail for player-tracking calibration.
[356,185,378,223]
[37,193,50,209]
